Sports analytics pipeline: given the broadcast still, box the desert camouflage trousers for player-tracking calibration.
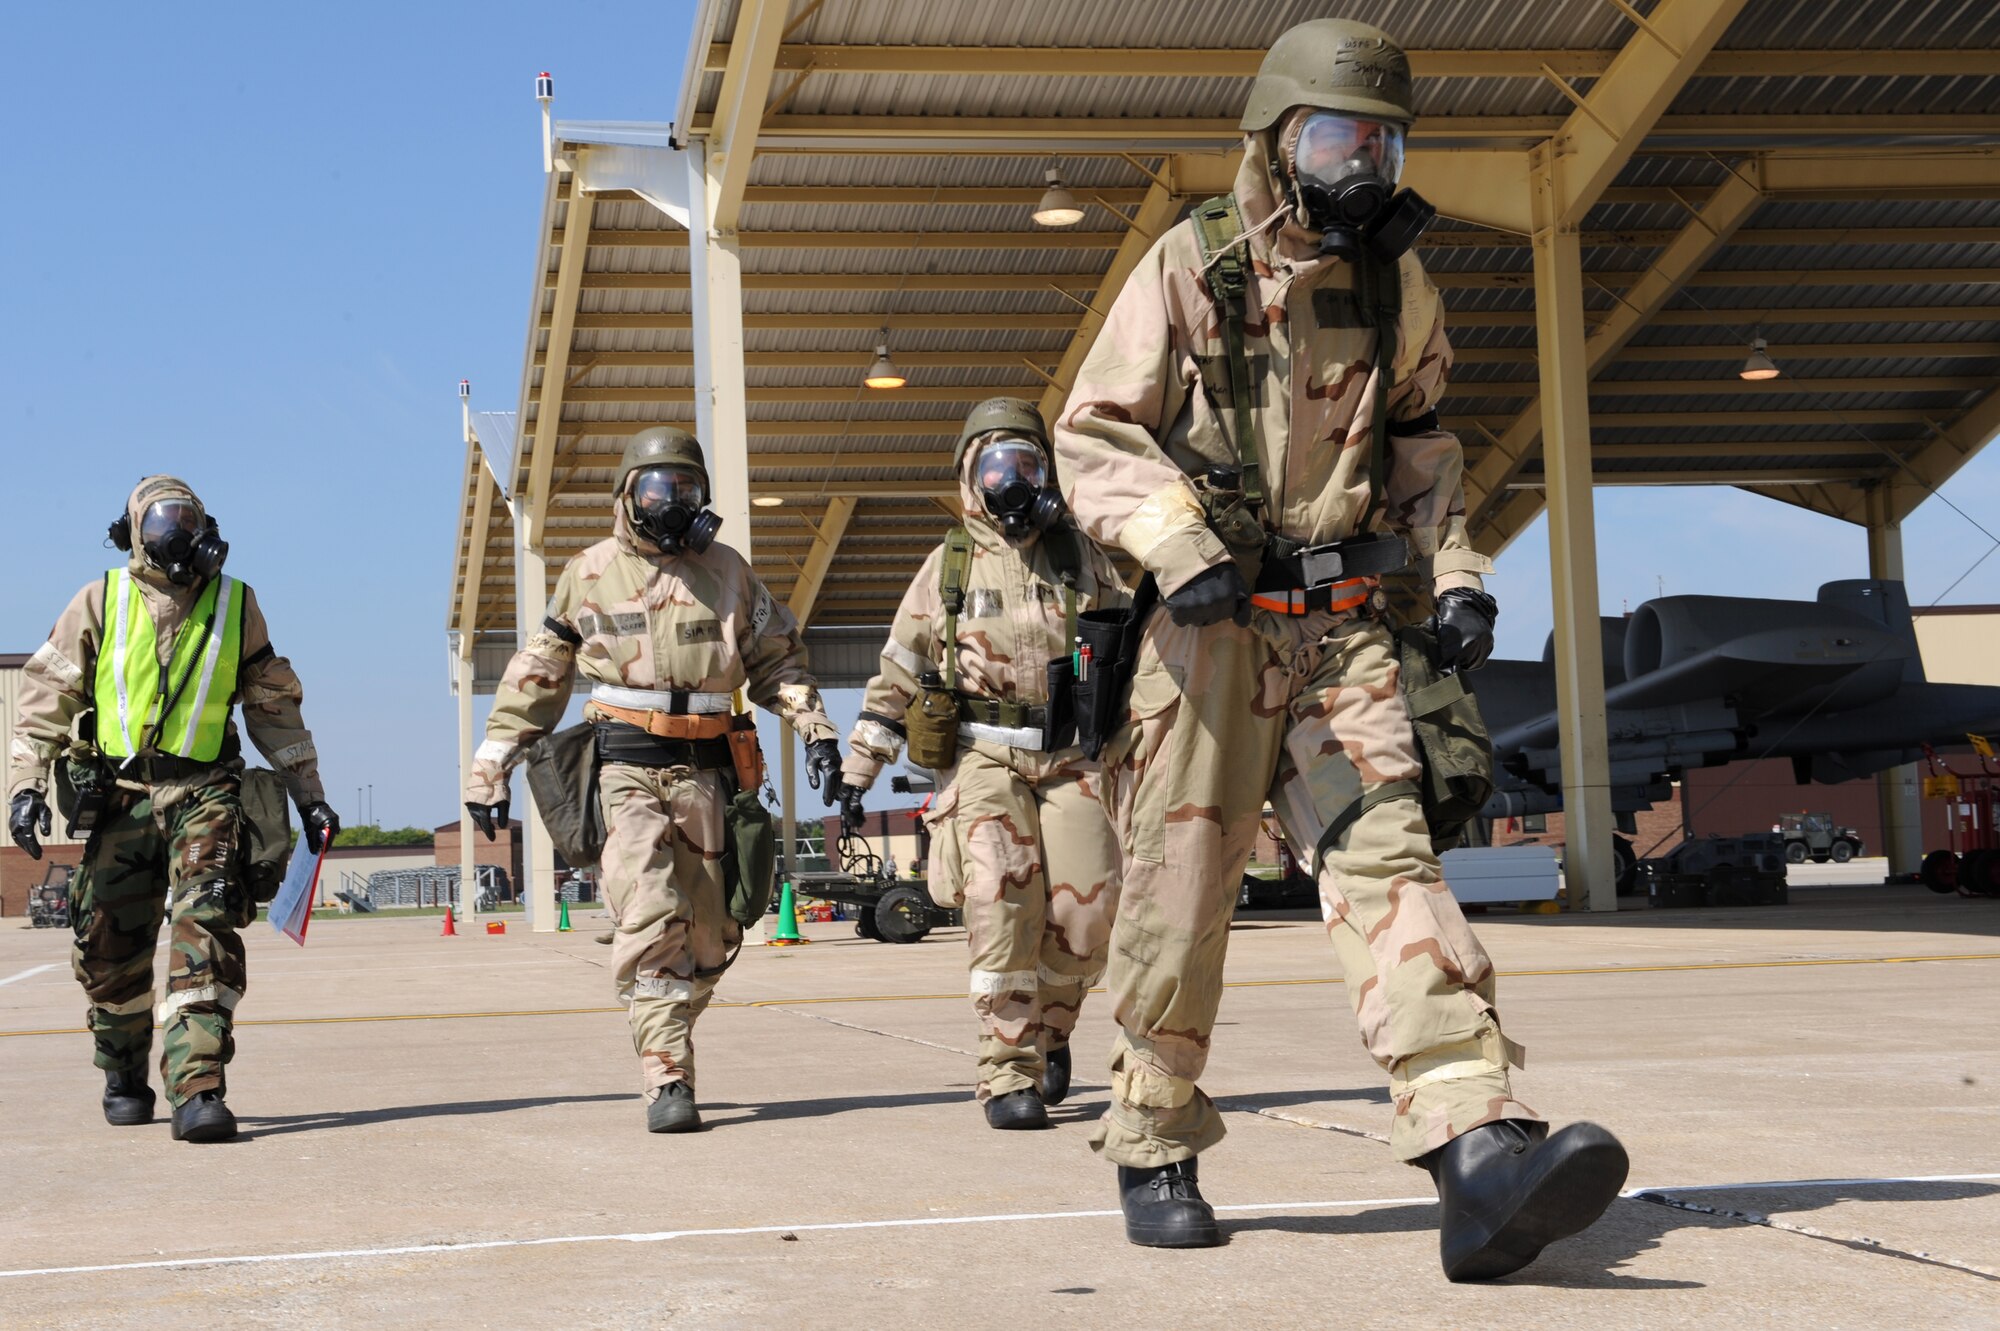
[598,761,742,1099]
[929,743,1121,1099]
[69,771,249,1107]
[1093,608,1538,1166]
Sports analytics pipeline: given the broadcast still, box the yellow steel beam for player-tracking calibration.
[1509,466,1891,486]
[786,495,858,621]
[1401,151,1533,235]
[1580,408,1935,427]
[453,442,496,637]
[554,225,2000,251]
[525,191,594,550]
[1889,389,2000,524]
[565,385,1046,404]
[1590,440,1912,459]
[706,44,2000,81]
[1036,170,1240,421]
[576,273,1106,291]
[1758,147,2000,199]
[741,185,1152,206]
[704,0,788,230]
[554,313,1082,331]
[552,479,954,504]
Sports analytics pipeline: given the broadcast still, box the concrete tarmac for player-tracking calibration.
[2,886,1996,1328]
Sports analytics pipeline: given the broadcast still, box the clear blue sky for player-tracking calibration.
[4,3,1996,828]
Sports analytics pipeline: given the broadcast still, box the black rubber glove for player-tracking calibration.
[1164,562,1251,628]
[9,791,51,861]
[805,739,844,805]
[836,782,868,835]
[466,799,509,842]
[1430,588,1499,673]
[301,801,341,855]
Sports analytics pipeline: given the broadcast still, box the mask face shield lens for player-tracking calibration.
[138,499,203,553]
[972,437,1049,503]
[1292,112,1405,192]
[630,466,706,519]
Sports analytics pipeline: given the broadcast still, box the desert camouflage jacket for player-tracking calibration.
[8,568,324,806]
[1051,150,1492,600]
[468,503,835,804]
[843,462,1129,790]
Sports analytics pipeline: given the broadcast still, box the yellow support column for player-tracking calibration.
[1530,147,1618,913]
[515,531,559,932]
[1867,484,1924,876]
[455,643,479,924]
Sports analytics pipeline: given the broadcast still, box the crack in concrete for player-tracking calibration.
[1212,1100,1391,1144]
[760,1003,978,1059]
[1632,1189,1999,1283]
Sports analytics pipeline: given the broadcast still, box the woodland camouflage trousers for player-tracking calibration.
[1094,609,1538,1167]
[70,771,249,1107]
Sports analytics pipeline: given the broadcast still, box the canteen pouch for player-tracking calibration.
[238,766,295,903]
[1396,621,1495,853]
[524,722,606,869]
[906,674,961,770]
[723,786,778,928]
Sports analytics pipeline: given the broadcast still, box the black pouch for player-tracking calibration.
[722,786,777,928]
[524,723,605,869]
[238,767,295,903]
[1071,576,1159,761]
[1044,653,1078,753]
[1396,622,1496,853]
[55,754,114,840]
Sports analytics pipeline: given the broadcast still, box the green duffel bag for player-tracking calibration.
[1395,622,1496,853]
[722,786,777,928]
[524,723,605,869]
[238,767,295,903]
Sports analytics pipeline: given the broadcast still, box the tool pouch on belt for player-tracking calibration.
[1044,653,1078,753]
[1395,621,1495,853]
[525,722,606,869]
[238,767,295,903]
[726,712,765,793]
[54,750,115,840]
[1072,573,1160,762]
[722,786,777,928]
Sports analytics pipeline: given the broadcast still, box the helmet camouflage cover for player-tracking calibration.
[616,426,708,496]
[1239,18,1415,132]
[953,397,1049,470]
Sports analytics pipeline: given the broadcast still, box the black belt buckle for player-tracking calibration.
[1299,533,1408,587]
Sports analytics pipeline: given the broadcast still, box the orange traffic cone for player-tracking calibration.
[441,907,458,936]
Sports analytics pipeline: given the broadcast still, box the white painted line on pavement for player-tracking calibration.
[0,964,59,988]
[5,1173,1998,1281]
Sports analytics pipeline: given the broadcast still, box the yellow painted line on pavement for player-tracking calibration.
[2,950,1996,1039]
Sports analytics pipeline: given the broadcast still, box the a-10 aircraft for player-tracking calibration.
[1472,578,2000,843]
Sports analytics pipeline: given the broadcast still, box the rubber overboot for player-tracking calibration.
[982,1087,1050,1130]
[170,1090,238,1143]
[102,1068,155,1126]
[1117,1159,1222,1248]
[1422,1119,1629,1282]
[646,1080,702,1134]
[1040,1045,1072,1107]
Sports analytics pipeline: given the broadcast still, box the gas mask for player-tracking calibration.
[973,435,1064,543]
[1281,110,1436,263]
[111,498,228,586]
[629,465,721,554]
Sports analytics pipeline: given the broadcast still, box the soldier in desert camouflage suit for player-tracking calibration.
[8,476,337,1142]
[1051,20,1628,1276]
[466,428,840,1134]
[842,399,1129,1129]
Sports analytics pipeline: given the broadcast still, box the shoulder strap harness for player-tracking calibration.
[938,525,1080,694]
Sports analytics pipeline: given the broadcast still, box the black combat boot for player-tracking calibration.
[1422,1119,1628,1281]
[102,1068,155,1126]
[170,1090,238,1142]
[983,1086,1050,1130]
[1117,1159,1222,1248]
[1040,1045,1072,1107]
[646,1080,702,1134]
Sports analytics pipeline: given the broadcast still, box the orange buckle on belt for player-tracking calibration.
[1249,576,1378,616]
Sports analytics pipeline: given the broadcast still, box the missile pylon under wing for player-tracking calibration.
[1472,580,2000,823]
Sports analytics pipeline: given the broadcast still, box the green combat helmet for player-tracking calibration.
[954,397,1048,469]
[1239,18,1415,132]
[616,426,708,496]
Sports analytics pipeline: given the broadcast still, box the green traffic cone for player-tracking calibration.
[557,897,572,932]
[769,880,810,946]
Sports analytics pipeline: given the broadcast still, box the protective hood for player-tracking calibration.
[612,469,668,559]
[1231,128,1335,268]
[124,475,206,592]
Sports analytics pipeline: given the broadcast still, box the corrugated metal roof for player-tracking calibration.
[452,0,2000,638]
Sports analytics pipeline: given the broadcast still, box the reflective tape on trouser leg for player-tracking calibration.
[1087,1035,1225,1168]
[1387,1022,1538,1161]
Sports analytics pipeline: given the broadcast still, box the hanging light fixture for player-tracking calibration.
[864,342,906,390]
[751,495,784,507]
[1032,167,1084,228]
[1739,335,1781,381]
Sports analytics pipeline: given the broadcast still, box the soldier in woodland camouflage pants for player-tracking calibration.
[70,773,250,1105]
[1052,18,1627,1274]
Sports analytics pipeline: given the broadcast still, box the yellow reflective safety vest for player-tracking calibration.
[93,570,246,762]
